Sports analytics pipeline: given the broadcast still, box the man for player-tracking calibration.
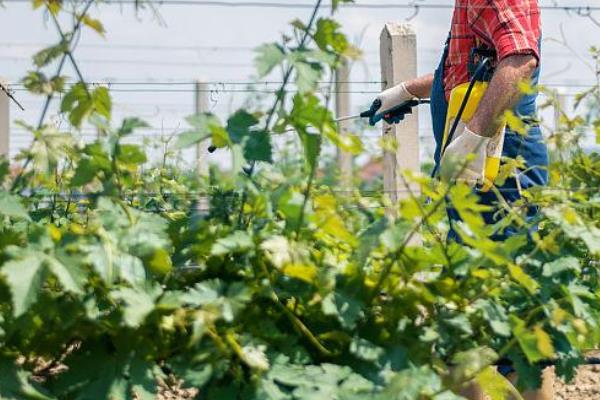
[370,0,552,398]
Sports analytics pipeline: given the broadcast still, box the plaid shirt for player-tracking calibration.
[443,0,541,99]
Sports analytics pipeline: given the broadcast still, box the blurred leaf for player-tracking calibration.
[211,231,254,256]
[1,255,45,317]
[476,366,520,400]
[0,192,30,220]
[0,357,54,400]
[243,130,273,163]
[542,256,580,277]
[112,286,160,328]
[118,117,149,136]
[32,41,68,68]
[255,43,285,77]
[512,317,555,364]
[81,15,105,36]
[281,263,317,284]
[227,110,259,144]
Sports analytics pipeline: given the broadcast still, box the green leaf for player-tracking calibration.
[260,236,292,269]
[32,41,69,68]
[118,117,149,136]
[61,83,92,128]
[475,367,519,400]
[542,256,580,277]
[92,86,111,120]
[278,190,304,227]
[331,0,353,12]
[511,316,555,364]
[321,290,364,330]
[51,344,130,399]
[1,255,45,317]
[0,191,30,220]
[314,18,349,54]
[472,299,511,337]
[117,144,147,165]
[211,231,254,256]
[112,286,159,328]
[354,218,388,267]
[293,61,322,93]
[380,366,443,400]
[81,15,105,36]
[227,110,259,144]
[507,263,539,294]
[254,43,285,77]
[243,130,273,163]
[349,337,384,362]
[70,157,100,187]
[129,356,162,400]
[450,346,498,384]
[0,357,54,400]
[174,130,210,149]
[45,256,84,295]
[22,71,65,95]
[300,132,321,172]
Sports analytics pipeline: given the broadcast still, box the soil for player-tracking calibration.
[555,365,600,400]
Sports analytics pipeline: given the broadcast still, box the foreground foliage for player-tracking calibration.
[2,0,600,399]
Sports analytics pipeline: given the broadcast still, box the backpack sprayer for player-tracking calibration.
[434,48,505,191]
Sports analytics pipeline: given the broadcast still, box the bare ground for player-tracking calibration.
[555,365,600,400]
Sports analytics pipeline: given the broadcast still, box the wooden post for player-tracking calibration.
[194,81,210,178]
[0,79,9,158]
[379,23,419,204]
[336,59,353,189]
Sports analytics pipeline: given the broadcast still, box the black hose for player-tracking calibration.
[431,57,491,178]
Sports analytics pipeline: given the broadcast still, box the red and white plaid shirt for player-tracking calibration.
[443,0,541,99]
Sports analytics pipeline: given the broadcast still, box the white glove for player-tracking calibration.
[440,125,490,186]
[377,82,415,115]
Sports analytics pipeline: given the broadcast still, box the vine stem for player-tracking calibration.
[257,258,332,357]
[10,0,95,193]
[295,55,339,235]
[237,0,323,227]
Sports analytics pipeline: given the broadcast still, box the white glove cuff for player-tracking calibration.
[377,83,415,113]
[461,126,490,149]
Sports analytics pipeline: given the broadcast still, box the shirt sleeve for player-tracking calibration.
[467,0,540,62]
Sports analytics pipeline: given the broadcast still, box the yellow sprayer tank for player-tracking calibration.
[442,81,505,191]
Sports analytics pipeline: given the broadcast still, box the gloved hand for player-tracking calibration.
[367,82,416,126]
[439,125,490,186]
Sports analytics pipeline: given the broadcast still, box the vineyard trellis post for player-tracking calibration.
[336,58,353,189]
[379,23,420,206]
[194,81,210,178]
[194,80,210,214]
[0,79,9,158]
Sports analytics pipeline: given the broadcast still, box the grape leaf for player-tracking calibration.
[243,130,273,163]
[254,43,285,77]
[227,110,259,144]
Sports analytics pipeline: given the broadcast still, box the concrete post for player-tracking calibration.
[379,23,420,204]
[194,81,210,214]
[0,79,10,158]
[554,90,566,132]
[335,59,353,189]
[194,81,210,178]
